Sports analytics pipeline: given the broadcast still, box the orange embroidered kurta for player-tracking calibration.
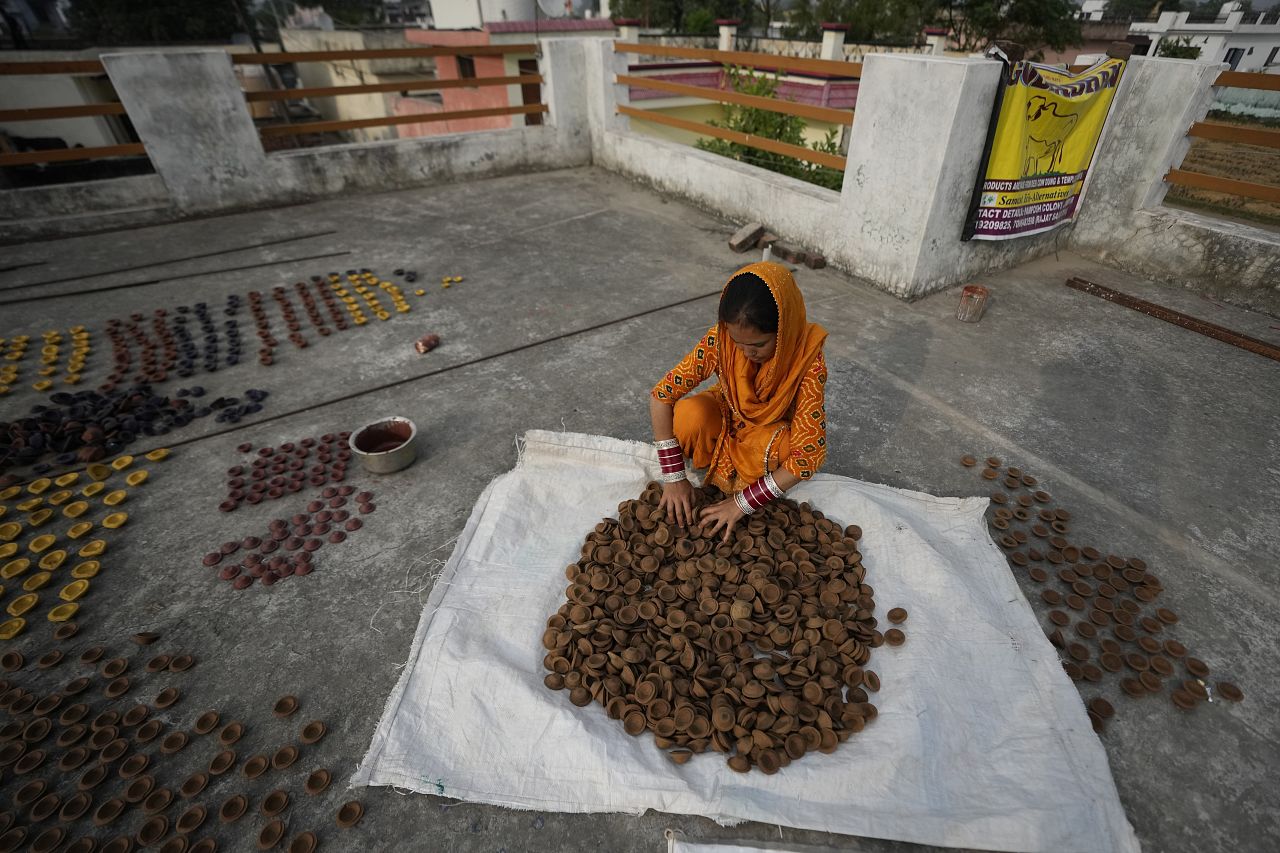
[652,324,829,492]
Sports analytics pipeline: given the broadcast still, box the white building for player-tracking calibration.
[1129,2,1280,71]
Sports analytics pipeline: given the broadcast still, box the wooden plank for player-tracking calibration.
[1214,70,1280,92]
[0,59,105,75]
[617,74,852,125]
[1164,168,1280,204]
[244,74,540,102]
[258,104,547,137]
[1187,120,1280,150]
[232,44,536,64]
[1066,277,1280,363]
[615,42,861,78]
[0,143,145,167]
[0,103,127,122]
[617,104,845,170]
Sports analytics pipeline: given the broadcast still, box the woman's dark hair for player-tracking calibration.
[718,273,778,333]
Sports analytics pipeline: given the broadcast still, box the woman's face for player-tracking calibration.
[725,321,776,365]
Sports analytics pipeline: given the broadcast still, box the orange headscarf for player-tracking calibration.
[716,261,827,432]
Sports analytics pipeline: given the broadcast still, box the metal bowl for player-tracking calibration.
[349,416,418,474]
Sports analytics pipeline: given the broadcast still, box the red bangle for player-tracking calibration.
[655,439,685,474]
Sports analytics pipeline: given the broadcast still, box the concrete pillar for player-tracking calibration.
[540,38,591,158]
[820,24,848,61]
[1071,56,1222,248]
[581,37,631,154]
[833,54,1022,298]
[102,50,271,213]
[614,18,640,43]
[716,20,739,52]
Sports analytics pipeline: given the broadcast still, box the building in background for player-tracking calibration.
[1129,2,1280,71]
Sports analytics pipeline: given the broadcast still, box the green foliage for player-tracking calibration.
[1098,0,1158,20]
[1156,36,1202,58]
[68,0,240,44]
[943,0,1083,58]
[695,67,845,190]
[612,0,752,31]
[684,7,718,33]
[786,0,938,42]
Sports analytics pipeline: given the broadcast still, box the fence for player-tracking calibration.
[1164,70,1280,222]
[614,42,859,173]
[0,58,146,169]
[230,45,546,146]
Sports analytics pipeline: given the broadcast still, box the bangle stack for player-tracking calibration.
[655,438,687,483]
[733,471,785,515]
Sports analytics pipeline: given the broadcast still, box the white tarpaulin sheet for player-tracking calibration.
[354,431,1139,853]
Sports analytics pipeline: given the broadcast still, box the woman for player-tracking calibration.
[649,261,828,541]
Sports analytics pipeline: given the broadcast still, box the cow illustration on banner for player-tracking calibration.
[963,58,1125,241]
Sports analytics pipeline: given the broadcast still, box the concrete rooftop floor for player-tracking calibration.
[1,167,1277,853]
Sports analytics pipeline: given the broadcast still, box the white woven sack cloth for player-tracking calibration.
[353,430,1139,853]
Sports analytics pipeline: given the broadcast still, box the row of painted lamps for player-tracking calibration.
[0,450,170,640]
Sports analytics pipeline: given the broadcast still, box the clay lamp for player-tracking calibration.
[98,738,128,763]
[218,722,244,746]
[78,646,105,665]
[219,794,248,824]
[193,710,220,735]
[118,753,149,779]
[160,731,189,754]
[56,726,88,751]
[287,831,318,853]
[335,800,364,829]
[179,773,208,800]
[273,696,299,718]
[169,654,196,673]
[124,774,155,803]
[59,791,94,821]
[176,804,206,834]
[53,623,79,641]
[154,687,180,709]
[59,701,90,726]
[260,790,289,817]
[299,721,326,745]
[30,827,65,853]
[243,755,269,779]
[271,745,299,770]
[104,678,131,700]
[135,719,163,744]
[92,798,125,827]
[208,750,236,776]
[77,764,109,791]
[142,788,173,815]
[304,768,331,796]
[136,816,168,847]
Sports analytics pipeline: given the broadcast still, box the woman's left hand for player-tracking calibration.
[700,497,745,543]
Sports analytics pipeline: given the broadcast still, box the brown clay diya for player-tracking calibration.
[335,800,364,828]
[299,721,326,744]
[209,750,236,776]
[243,755,269,779]
[260,790,289,817]
[1217,682,1243,702]
[79,647,105,665]
[161,731,189,754]
[58,791,93,822]
[271,745,299,770]
[179,772,209,800]
[176,804,206,834]
[133,632,160,645]
[92,798,125,826]
[273,695,299,718]
[154,687,180,709]
[257,819,286,850]
[218,722,244,746]
[304,768,331,795]
[135,719,163,744]
[136,816,168,847]
[30,828,65,853]
[219,794,248,824]
[125,774,156,803]
[193,710,220,735]
[144,655,171,674]
[121,704,149,727]
[169,655,196,673]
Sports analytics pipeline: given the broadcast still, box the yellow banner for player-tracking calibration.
[968,58,1125,241]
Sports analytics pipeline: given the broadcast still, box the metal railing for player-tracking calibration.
[614,42,859,172]
[1164,71,1280,208]
[236,44,546,142]
[0,59,145,168]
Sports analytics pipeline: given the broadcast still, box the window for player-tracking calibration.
[1224,47,1245,69]
[1267,46,1279,66]
[457,55,476,79]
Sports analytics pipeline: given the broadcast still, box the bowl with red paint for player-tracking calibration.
[349,416,417,474]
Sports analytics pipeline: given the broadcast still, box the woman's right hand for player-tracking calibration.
[659,479,695,527]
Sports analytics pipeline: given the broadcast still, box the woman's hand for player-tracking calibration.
[700,497,744,542]
[659,479,695,527]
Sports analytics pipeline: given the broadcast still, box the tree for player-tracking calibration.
[943,0,1082,59]
[696,67,844,189]
[1156,35,1202,57]
[68,0,240,44]
[785,0,939,43]
[1099,0,1160,19]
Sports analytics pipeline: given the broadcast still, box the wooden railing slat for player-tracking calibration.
[1165,168,1280,204]
[615,42,861,78]
[1214,71,1280,92]
[232,44,537,64]
[0,60,105,75]
[257,104,547,137]
[617,74,852,125]
[0,143,145,167]
[1187,121,1280,149]
[0,103,127,122]
[244,74,540,102]
[618,105,846,171]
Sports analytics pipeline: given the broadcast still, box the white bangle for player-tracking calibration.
[762,471,785,500]
[654,438,680,450]
[734,490,755,515]
[660,470,688,483]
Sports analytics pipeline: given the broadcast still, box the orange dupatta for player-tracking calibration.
[706,261,827,491]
